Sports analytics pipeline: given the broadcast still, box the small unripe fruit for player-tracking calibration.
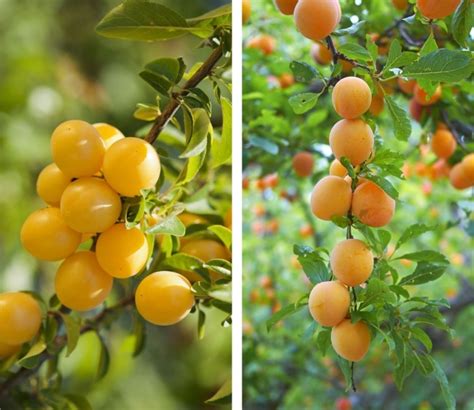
[55,251,113,311]
[414,84,442,106]
[329,119,374,166]
[60,177,121,233]
[103,137,161,197]
[308,281,350,326]
[294,0,341,41]
[51,120,105,178]
[292,151,314,177]
[352,181,396,227]
[21,208,81,261]
[93,123,125,149]
[330,239,374,286]
[0,292,42,345]
[332,77,372,119]
[311,42,333,65]
[331,319,371,362]
[310,176,352,221]
[36,163,72,207]
[135,271,194,326]
[96,224,149,278]
[274,0,299,15]
[416,0,461,19]
[431,129,457,159]
[329,159,348,177]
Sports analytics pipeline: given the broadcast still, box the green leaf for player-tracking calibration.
[420,32,438,57]
[161,253,203,272]
[208,283,232,304]
[203,259,232,278]
[289,93,320,114]
[383,52,418,73]
[338,43,372,62]
[132,315,146,358]
[395,250,449,264]
[266,298,307,332]
[378,230,392,251]
[429,357,456,410]
[452,0,473,48]
[290,61,319,83]
[315,329,331,356]
[146,215,186,236]
[178,145,208,184]
[403,49,474,83]
[211,97,232,168]
[339,157,355,179]
[396,224,434,250]
[17,339,46,369]
[399,262,447,285]
[96,0,200,41]
[293,245,330,284]
[359,278,396,309]
[413,351,434,375]
[334,356,352,391]
[386,39,402,65]
[208,225,232,249]
[197,308,206,340]
[134,103,161,121]
[59,313,82,357]
[364,174,399,200]
[64,394,93,410]
[410,327,432,352]
[248,135,279,155]
[180,108,211,158]
[205,378,232,405]
[144,57,185,85]
[96,333,110,380]
[384,96,412,141]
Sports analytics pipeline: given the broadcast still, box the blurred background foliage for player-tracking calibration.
[0,0,230,408]
[243,0,473,409]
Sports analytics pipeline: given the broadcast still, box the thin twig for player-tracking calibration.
[145,44,224,145]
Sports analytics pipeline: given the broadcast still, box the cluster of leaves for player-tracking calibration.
[0,0,232,408]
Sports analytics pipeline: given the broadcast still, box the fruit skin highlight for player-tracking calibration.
[294,0,341,41]
[51,119,105,178]
[21,207,81,261]
[352,180,396,227]
[310,176,352,221]
[0,292,42,346]
[135,271,195,326]
[332,77,372,120]
[308,281,350,326]
[331,319,371,361]
[329,119,374,166]
[55,251,113,311]
[103,137,161,197]
[330,239,374,287]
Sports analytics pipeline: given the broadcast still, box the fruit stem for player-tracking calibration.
[145,44,224,145]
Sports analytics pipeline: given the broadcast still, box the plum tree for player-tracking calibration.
[36,163,72,207]
[51,120,105,178]
[294,0,341,41]
[352,180,396,227]
[135,271,195,326]
[0,292,42,346]
[416,0,461,20]
[310,176,352,220]
[332,77,372,119]
[329,119,374,166]
[331,319,371,362]
[308,281,350,326]
[274,0,299,15]
[431,129,457,159]
[55,251,113,311]
[20,207,81,261]
[103,137,161,197]
[60,177,122,233]
[292,151,314,177]
[330,239,374,287]
[96,223,149,278]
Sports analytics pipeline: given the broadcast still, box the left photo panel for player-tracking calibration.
[0,1,232,409]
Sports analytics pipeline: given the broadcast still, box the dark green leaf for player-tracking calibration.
[59,313,82,357]
[338,43,372,62]
[294,245,330,284]
[384,96,412,141]
[429,357,456,410]
[290,61,319,83]
[364,174,399,200]
[289,93,320,114]
[211,97,232,167]
[410,327,432,352]
[399,262,447,285]
[395,250,449,264]
[266,298,307,332]
[315,329,331,356]
[197,308,206,340]
[205,378,231,405]
[452,0,473,48]
[146,215,186,236]
[396,224,434,250]
[96,333,110,380]
[180,108,211,158]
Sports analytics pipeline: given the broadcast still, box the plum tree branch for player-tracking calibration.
[0,296,135,398]
[145,44,224,145]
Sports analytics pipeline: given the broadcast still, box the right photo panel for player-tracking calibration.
[242,0,473,409]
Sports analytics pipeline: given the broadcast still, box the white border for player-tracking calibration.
[231,0,243,408]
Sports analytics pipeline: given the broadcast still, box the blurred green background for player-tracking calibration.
[0,1,230,409]
[242,0,474,409]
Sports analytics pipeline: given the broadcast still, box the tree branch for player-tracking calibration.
[145,44,224,145]
[0,296,135,397]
